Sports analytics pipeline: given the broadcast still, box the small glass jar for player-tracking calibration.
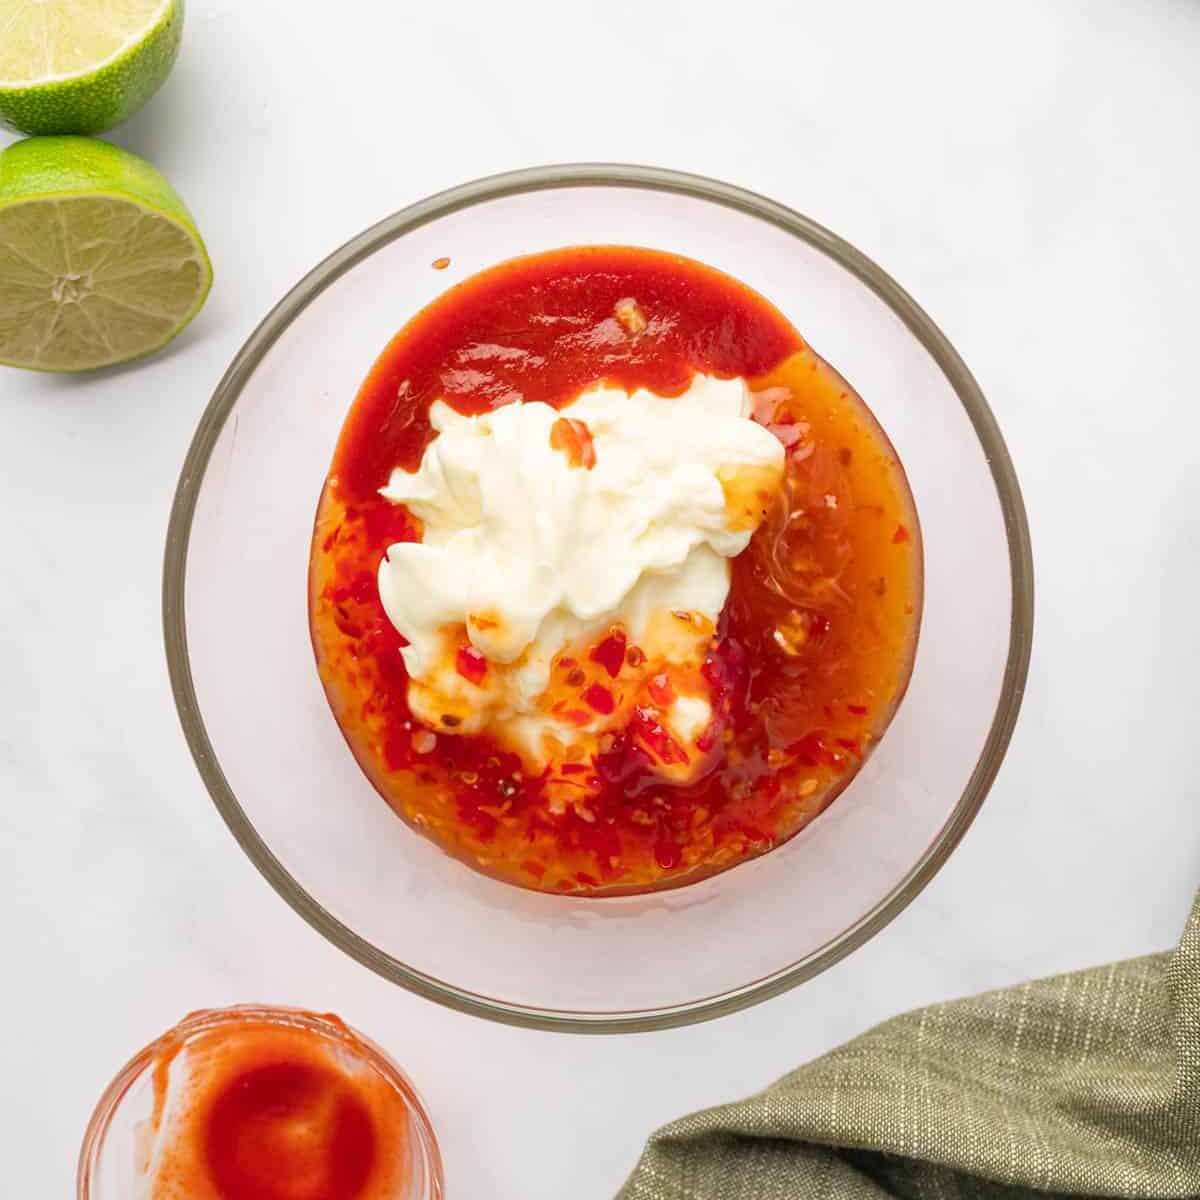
[78,1005,444,1199]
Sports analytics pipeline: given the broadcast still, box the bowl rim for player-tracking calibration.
[163,162,1034,1034]
[76,1005,444,1198]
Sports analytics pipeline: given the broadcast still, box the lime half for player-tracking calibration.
[0,136,212,372]
[0,0,183,135]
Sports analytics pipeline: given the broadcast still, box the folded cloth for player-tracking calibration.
[618,891,1199,1199]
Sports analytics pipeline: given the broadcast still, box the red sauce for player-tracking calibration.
[204,1062,375,1200]
[310,246,921,895]
[333,246,798,499]
[146,1012,411,1200]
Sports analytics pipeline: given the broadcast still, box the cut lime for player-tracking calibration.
[0,0,183,135]
[0,136,212,372]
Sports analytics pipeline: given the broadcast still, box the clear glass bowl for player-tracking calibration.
[77,1006,444,1199]
[164,165,1032,1032]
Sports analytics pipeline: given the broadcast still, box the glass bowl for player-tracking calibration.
[164,165,1032,1032]
[77,1005,444,1199]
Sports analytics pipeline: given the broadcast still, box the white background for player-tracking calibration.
[3,1,1199,1195]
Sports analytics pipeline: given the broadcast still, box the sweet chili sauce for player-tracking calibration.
[143,1010,417,1200]
[309,246,921,895]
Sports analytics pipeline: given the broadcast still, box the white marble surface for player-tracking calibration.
[3,1,1199,1195]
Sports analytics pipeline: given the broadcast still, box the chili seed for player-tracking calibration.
[613,296,647,334]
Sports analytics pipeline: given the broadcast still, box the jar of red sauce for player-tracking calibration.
[78,1006,443,1200]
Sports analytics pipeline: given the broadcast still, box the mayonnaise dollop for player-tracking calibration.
[377,374,783,767]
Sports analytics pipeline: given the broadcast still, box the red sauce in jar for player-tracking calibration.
[146,1012,411,1200]
[203,1061,375,1200]
[310,245,921,895]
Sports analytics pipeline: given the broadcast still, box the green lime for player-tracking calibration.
[0,0,184,136]
[0,136,212,372]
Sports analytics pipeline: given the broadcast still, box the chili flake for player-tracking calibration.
[455,645,488,684]
[589,630,627,678]
[582,683,615,714]
[549,417,597,469]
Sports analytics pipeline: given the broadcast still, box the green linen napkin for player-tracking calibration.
[619,891,1199,1199]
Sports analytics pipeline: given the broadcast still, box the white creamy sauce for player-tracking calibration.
[376,374,783,769]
